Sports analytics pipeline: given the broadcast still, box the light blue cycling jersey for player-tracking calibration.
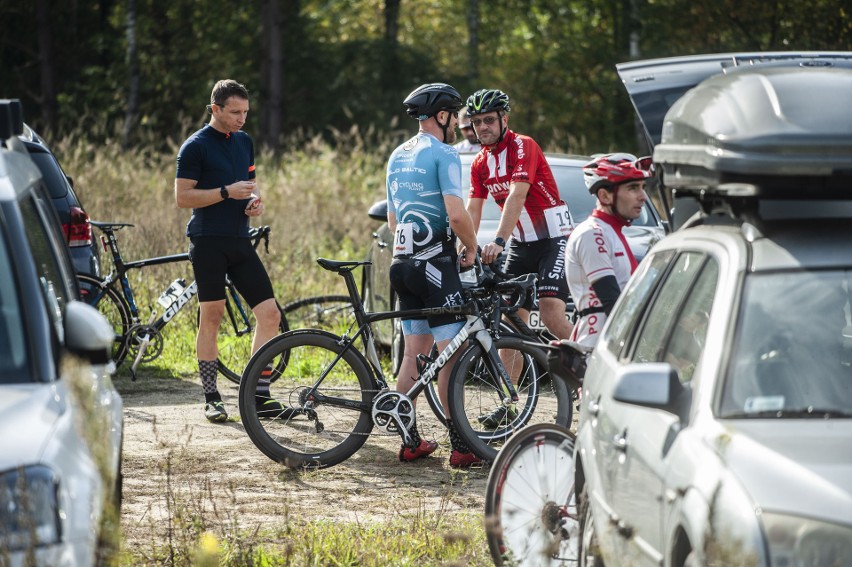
[386,132,463,259]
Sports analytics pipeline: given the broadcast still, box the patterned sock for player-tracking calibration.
[446,420,470,453]
[199,359,218,396]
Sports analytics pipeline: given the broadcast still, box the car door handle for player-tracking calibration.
[613,429,628,452]
[587,395,601,417]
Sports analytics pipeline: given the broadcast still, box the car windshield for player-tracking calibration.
[721,269,852,418]
[0,233,28,380]
[461,160,658,227]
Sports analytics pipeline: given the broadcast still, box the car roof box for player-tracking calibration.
[655,66,852,198]
[0,99,25,139]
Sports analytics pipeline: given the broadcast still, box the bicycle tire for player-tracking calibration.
[238,330,375,469]
[447,336,571,461]
[485,423,578,567]
[422,329,533,428]
[217,298,289,384]
[77,273,132,367]
[281,295,356,334]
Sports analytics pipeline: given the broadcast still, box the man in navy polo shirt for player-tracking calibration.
[175,79,286,422]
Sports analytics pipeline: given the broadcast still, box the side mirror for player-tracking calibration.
[64,300,113,365]
[368,199,389,222]
[612,363,684,412]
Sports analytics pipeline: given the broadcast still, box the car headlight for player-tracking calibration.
[0,465,62,551]
[762,512,852,567]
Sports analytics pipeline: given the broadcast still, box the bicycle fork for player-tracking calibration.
[474,328,521,407]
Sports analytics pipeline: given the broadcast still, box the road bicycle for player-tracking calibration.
[77,221,290,381]
[238,257,573,469]
[418,263,577,436]
[484,340,591,566]
[78,221,356,382]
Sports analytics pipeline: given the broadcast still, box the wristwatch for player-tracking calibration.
[220,185,229,200]
[493,236,506,248]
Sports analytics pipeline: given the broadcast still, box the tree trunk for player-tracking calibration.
[261,0,284,150]
[467,0,479,83]
[385,0,400,44]
[122,0,139,149]
[35,0,56,132]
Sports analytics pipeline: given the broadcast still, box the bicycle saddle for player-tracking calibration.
[317,258,371,273]
[90,220,134,231]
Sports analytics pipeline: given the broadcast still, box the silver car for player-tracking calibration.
[365,152,665,374]
[0,104,122,567]
[575,54,852,566]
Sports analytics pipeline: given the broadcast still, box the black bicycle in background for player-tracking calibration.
[78,221,355,381]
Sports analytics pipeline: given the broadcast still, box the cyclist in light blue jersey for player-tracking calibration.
[386,83,483,468]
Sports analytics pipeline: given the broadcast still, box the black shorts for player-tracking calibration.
[189,236,274,307]
[503,237,570,308]
[389,253,465,329]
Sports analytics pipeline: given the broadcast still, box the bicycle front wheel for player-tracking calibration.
[77,274,132,367]
[282,295,356,334]
[238,331,375,469]
[217,296,289,384]
[485,424,578,567]
[447,336,571,461]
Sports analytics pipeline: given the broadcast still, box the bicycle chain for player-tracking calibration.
[275,385,429,438]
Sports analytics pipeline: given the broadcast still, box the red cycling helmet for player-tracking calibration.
[583,153,653,195]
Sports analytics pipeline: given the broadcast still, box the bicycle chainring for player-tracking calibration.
[371,391,416,444]
[125,324,164,363]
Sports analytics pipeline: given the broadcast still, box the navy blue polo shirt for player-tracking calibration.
[176,124,256,238]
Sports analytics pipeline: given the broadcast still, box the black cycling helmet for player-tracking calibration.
[466,89,511,116]
[403,83,463,120]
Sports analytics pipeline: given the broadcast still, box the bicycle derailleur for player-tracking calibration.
[371,390,417,448]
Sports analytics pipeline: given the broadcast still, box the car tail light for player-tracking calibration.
[63,206,93,247]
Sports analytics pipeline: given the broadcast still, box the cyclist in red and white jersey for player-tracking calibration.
[465,88,574,341]
[566,153,652,347]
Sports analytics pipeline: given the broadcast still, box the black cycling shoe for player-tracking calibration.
[477,405,518,429]
[255,397,300,419]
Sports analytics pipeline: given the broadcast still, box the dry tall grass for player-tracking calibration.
[54,125,397,303]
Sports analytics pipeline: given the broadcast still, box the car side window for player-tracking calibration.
[19,193,73,343]
[0,237,27,375]
[660,259,718,383]
[603,250,674,357]
[632,252,706,365]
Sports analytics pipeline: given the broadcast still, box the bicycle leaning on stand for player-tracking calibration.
[237,257,574,470]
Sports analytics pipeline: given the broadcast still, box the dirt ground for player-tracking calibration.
[118,371,490,554]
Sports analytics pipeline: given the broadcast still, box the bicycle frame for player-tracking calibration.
[88,222,265,376]
[294,260,521,446]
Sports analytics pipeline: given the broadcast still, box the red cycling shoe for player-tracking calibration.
[399,439,439,462]
[449,450,483,468]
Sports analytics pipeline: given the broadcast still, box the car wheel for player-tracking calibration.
[390,294,404,377]
[579,485,605,567]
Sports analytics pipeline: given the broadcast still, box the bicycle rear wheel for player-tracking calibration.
[447,336,571,461]
[217,294,289,384]
[77,274,132,367]
[485,424,578,566]
[238,330,375,469]
[282,295,356,334]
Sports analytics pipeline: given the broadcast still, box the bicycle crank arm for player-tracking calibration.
[129,334,151,381]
